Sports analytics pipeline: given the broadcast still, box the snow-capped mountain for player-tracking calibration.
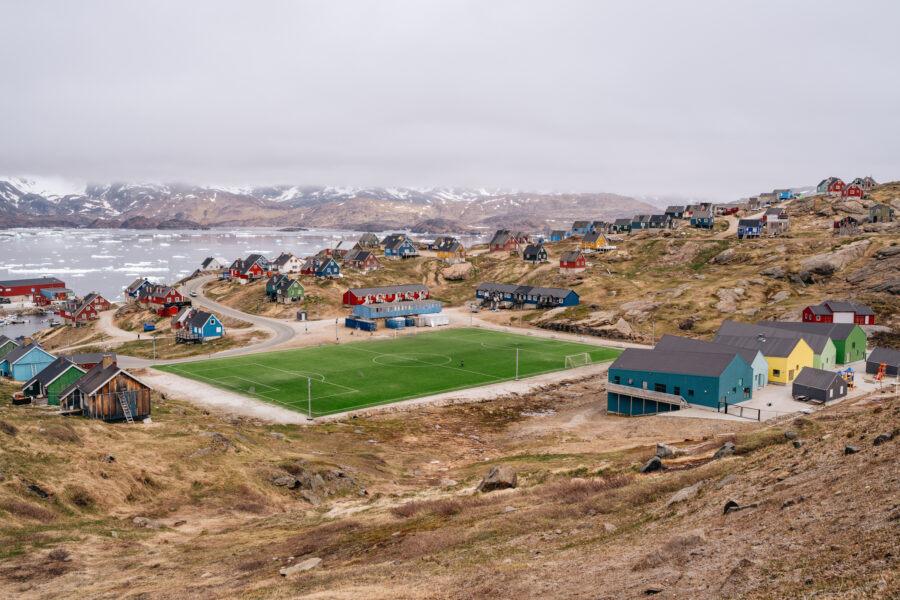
[0,178,656,231]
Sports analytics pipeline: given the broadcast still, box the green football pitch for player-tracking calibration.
[154,328,622,417]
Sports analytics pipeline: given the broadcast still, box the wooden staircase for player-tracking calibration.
[117,392,135,424]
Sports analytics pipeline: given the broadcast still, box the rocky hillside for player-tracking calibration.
[0,178,656,231]
[0,363,897,598]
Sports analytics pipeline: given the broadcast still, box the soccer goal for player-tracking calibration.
[564,353,592,369]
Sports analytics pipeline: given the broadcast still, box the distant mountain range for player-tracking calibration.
[0,177,658,232]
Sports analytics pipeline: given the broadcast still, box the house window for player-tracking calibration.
[613,376,620,384]
[688,389,694,397]
[627,378,634,385]
[737,378,742,386]
[673,386,680,396]
[654,383,666,393]
[816,316,820,321]
[829,389,833,398]
[773,369,781,377]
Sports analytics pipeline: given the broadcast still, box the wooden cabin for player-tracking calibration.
[59,356,152,422]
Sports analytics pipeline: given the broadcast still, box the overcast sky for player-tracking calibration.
[1,1,898,199]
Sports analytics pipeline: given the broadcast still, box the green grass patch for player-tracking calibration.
[155,328,621,417]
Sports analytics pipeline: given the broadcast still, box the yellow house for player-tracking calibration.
[435,238,466,264]
[715,335,814,384]
[582,231,611,250]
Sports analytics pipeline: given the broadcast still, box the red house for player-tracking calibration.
[802,300,875,325]
[57,300,99,325]
[841,182,865,200]
[342,284,429,307]
[559,250,586,273]
[343,249,382,273]
[228,254,268,283]
[82,292,112,312]
[489,230,524,252]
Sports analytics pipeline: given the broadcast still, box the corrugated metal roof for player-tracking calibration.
[715,321,831,353]
[348,284,428,296]
[610,348,742,378]
[757,321,859,342]
[0,277,65,288]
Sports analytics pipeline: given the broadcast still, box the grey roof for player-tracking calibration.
[693,209,713,219]
[23,356,83,390]
[572,221,590,228]
[715,320,831,354]
[765,207,786,215]
[0,335,18,348]
[655,334,762,366]
[583,231,603,243]
[200,257,221,269]
[610,348,743,378]
[382,233,411,250]
[186,310,215,329]
[868,347,900,367]
[712,333,803,358]
[435,237,463,253]
[738,219,762,227]
[757,321,861,342]
[0,277,65,288]
[62,352,117,366]
[489,229,513,246]
[649,214,670,224]
[2,343,50,366]
[822,300,874,316]
[792,367,840,391]
[613,218,632,227]
[550,230,567,237]
[348,283,428,296]
[345,249,375,263]
[476,282,576,300]
[665,205,685,213]
[275,278,301,293]
[271,253,296,267]
[560,250,583,263]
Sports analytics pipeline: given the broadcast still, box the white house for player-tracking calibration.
[271,252,305,274]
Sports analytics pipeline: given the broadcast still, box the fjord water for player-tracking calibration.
[0,227,486,302]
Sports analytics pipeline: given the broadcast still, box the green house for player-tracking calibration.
[717,320,836,371]
[266,274,290,299]
[0,335,18,361]
[869,203,894,223]
[274,278,304,303]
[22,356,85,406]
[759,322,867,365]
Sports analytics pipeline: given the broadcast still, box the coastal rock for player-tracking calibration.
[476,466,517,493]
[800,240,870,276]
[441,262,474,281]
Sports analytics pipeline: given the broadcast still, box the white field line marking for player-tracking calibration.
[344,344,504,381]
[248,362,360,395]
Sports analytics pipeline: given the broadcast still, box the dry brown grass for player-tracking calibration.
[1,501,55,522]
[390,498,464,519]
[632,530,706,571]
[0,420,17,436]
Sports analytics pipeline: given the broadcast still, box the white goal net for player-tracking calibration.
[564,353,592,369]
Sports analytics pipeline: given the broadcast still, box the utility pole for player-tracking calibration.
[308,377,313,420]
[153,334,157,360]
[651,320,655,345]
[335,318,338,343]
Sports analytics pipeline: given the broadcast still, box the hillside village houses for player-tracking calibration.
[342,248,382,273]
[200,257,225,272]
[228,253,269,283]
[434,237,467,264]
[559,250,586,273]
[270,252,305,274]
[356,232,381,249]
[381,233,419,258]
[522,243,549,264]
[489,229,530,252]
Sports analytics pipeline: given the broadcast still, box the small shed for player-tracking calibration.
[869,204,894,223]
[22,356,85,406]
[296,310,308,321]
[791,367,847,403]
[866,347,900,377]
[59,356,152,422]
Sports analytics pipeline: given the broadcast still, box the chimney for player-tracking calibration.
[101,354,115,369]
[24,337,33,346]
[757,333,766,343]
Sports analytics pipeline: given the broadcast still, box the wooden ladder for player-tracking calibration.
[117,392,135,424]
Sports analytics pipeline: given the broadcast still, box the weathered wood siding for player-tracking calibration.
[85,373,151,421]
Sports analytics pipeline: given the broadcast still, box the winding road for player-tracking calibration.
[117,275,298,368]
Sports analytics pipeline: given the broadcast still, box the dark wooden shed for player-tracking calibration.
[791,367,847,403]
[59,356,152,423]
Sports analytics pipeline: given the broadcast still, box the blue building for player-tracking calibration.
[476,282,579,308]
[382,234,419,258]
[571,221,591,235]
[776,189,794,200]
[655,334,768,389]
[690,209,715,229]
[315,257,340,278]
[631,215,651,230]
[0,343,56,381]
[352,299,442,319]
[124,278,152,302]
[547,230,568,242]
[737,218,763,239]
[607,347,753,415]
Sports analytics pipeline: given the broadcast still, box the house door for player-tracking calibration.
[788,369,794,381]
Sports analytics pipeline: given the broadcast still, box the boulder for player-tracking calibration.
[606,318,633,338]
[761,265,786,279]
[800,240,870,277]
[665,481,703,507]
[876,246,900,259]
[844,443,860,455]
[783,430,798,441]
[273,476,299,489]
[441,262,474,281]
[713,442,735,460]
[640,456,663,473]
[655,443,677,459]
[133,516,162,529]
[678,317,695,331]
[715,288,745,313]
[280,557,321,577]
[769,290,790,304]
[792,440,806,448]
[873,433,894,446]
[476,466,517,493]
[834,200,866,215]
[711,248,736,265]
